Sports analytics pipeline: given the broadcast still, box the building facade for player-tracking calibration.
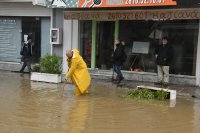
[0,0,200,86]
[46,0,200,86]
[0,0,52,70]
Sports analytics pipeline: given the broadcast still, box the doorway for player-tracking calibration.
[95,21,115,70]
[22,17,41,63]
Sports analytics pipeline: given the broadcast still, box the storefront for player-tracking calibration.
[42,1,200,86]
[71,10,199,76]
[0,1,51,70]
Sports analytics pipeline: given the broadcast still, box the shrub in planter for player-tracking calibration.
[33,54,62,74]
[31,54,62,83]
[120,88,168,101]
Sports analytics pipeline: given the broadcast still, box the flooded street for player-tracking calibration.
[0,72,200,133]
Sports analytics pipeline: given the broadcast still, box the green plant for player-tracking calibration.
[32,64,40,72]
[33,54,62,74]
[120,88,168,100]
[155,90,168,100]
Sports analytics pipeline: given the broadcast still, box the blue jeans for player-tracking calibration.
[113,64,123,78]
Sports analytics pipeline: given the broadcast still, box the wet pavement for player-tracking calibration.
[0,70,200,133]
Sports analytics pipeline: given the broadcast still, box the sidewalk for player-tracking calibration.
[1,70,200,98]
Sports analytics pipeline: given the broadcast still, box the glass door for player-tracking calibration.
[95,21,115,70]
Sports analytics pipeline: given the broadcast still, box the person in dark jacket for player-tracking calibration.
[20,36,33,73]
[154,37,173,87]
[113,39,126,83]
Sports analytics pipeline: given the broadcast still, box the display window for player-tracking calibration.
[119,20,199,75]
[79,19,199,76]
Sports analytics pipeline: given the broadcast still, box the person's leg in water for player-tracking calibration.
[75,87,81,96]
[75,86,89,96]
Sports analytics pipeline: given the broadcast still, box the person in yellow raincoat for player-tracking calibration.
[64,49,91,96]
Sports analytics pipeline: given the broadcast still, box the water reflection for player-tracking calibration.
[193,99,200,133]
[0,73,200,133]
[66,97,89,133]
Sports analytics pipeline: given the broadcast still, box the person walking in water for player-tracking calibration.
[64,49,91,96]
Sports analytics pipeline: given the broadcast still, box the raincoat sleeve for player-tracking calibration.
[65,59,78,80]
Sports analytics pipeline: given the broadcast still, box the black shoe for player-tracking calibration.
[117,75,124,81]
[117,77,124,84]
[20,73,24,77]
[120,76,124,80]
[163,83,169,88]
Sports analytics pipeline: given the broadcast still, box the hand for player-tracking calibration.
[155,54,158,59]
[64,78,68,84]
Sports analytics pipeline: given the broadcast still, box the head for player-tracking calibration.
[162,37,168,45]
[66,50,73,59]
[114,39,120,45]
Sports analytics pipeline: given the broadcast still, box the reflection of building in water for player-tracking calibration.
[193,98,200,133]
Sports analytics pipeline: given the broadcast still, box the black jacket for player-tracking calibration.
[113,43,126,66]
[21,42,32,58]
[154,44,173,66]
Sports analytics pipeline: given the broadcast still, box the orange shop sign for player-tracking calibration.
[47,0,177,8]
[79,0,177,8]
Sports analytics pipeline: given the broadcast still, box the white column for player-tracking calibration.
[72,20,79,49]
[196,20,200,86]
[62,20,79,73]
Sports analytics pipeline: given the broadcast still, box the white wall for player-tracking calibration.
[0,3,51,16]
[196,20,200,86]
[62,20,79,73]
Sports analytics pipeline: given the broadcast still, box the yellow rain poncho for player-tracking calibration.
[65,49,91,95]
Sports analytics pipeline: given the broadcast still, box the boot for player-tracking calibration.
[117,75,124,84]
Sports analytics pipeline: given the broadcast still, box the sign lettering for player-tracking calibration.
[64,9,200,20]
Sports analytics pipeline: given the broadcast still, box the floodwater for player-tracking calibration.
[0,72,200,133]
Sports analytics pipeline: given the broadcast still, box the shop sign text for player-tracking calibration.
[64,9,200,20]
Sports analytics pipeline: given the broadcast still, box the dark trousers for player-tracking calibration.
[20,58,32,73]
[113,64,123,78]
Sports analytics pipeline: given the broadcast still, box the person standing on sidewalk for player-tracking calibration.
[19,36,33,73]
[154,37,173,87]
[113,39,126,84]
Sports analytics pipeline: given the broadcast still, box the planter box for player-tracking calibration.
[137,85,176,100]
[31,72,61,83]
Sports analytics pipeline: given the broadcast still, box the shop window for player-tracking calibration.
[119,20,199,76]
[95,21,115,69]
[79,20,92,68]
